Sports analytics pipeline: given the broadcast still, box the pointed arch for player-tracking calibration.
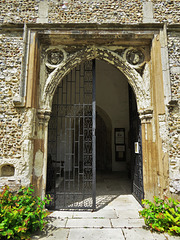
[42,46,151,113]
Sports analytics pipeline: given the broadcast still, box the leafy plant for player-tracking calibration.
[0,185,51,240]
[139,196,180,236]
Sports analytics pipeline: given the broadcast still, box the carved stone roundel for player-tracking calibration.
[47,50,64,65]
[126,49,144,66]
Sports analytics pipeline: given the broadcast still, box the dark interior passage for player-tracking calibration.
[96,108,112,172]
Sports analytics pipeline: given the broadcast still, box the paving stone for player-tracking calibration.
[66,218,111,228]
[73,208,118,219]
[49,210,74,219]
[96,194,118,209]
[107,196,142,211]
[68,228,125,240]
[111,218,145,228]
[164,233,180,240]
[38,229,69,240]
[115,208,141,219]
[108,195,141,205]
[122,228,156,240]
[50,218,67,228]
[123,229,180,240]
[152,232,172,240]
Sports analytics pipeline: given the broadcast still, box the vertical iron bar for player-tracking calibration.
[64,75,68,207]
[54,90,56,205]
[70,70,72,105]
[60,80,63,206]
[73,108,75,198]
[74,68,76,104]
[79,65,80,104]
[92,59,96,210]
[78,65,80,193]
[82,63,86,204]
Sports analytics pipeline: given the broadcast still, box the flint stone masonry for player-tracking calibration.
[0,1,179,24]
[0,33,25,159]
[48,0,143,24]
[153,0,180,24]
[167,32,180,194]
[0,1,179,198]
[0,31,35,188]
[0,0,39,24]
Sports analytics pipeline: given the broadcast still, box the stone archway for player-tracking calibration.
[41,47,151,113]
[38,46,153,201]
[39,47,153,205]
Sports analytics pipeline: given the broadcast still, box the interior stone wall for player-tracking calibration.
[96,60,130,172]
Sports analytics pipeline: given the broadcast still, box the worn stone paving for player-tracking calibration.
[31,195,179,240]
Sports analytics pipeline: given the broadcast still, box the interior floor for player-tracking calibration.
[96,171,132,209]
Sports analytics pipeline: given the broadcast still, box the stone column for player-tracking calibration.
[139,109,155,200]
[32,109,51,198]
[140,105,170,200]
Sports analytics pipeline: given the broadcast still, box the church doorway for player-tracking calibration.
[46,59,144,210]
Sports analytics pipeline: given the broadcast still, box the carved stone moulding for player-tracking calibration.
[126,49,145,66]
[139,108,153,123]
[115,47,146,70]
[48,50,64,65]
[37,109,51,124]
[45,47,66,70]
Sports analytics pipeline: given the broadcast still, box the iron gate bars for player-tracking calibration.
[129,87,144,204]
[47,60,96,210]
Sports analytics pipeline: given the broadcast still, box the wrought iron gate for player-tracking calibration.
[132,123,144,203]
[129,87,144,204]
[47,60,96,210]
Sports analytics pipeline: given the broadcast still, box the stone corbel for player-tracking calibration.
[37,109,51,125]
[13,94,25,108]
[139,108,153,123]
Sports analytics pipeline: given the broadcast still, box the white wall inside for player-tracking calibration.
[96,60,130,171]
